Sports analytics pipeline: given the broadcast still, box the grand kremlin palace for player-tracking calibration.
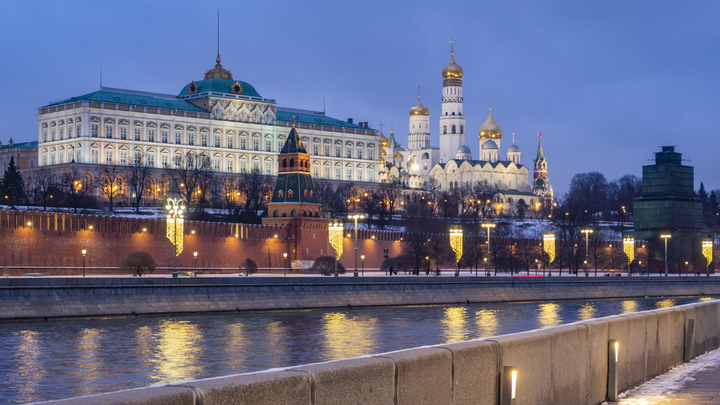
[34,54,379,201]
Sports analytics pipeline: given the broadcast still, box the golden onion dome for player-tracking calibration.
[478,109,502,140]
[409,99,429,116]
[379,131,389,146]
[393,152,403,158]
[442,52,463,79]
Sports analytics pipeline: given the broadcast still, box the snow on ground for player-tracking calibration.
[608,347,720,404]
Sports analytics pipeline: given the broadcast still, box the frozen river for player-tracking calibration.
[0,296,715,404]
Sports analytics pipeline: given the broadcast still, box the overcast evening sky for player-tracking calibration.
[1,1,719,196]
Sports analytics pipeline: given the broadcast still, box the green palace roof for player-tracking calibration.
[178,78,262,98]
[0,141,37,150]
[276,110,372,131]
[45,89,208,113]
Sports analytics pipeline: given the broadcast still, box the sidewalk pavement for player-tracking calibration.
[611,346,720,404]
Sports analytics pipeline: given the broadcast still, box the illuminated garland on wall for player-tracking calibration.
[449,227,463,263]
[623,237,635,265]
[543,233,555,263]
[165,198,185,256]
[329,220,344,260]
[702,240,713,265]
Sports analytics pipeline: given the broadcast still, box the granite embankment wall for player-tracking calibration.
[2,277,720,321]
[37,297,720,405]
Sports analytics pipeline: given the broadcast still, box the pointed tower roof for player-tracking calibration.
[388,125,397,148]
[536,133,545,161]
[280,127,307,154]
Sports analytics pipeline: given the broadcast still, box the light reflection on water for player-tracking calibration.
[0,296,715,404]
[538,303,561,328]
[442,307,468,343]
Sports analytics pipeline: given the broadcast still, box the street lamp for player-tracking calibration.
[165,198,186,278]
[449,226,463,277]
[383,249,389,275]
[660,234,672,276]
[482,222,496,276]
[81,247,87,277]
[283,252,288,276]
[360,254,365,276]
[193,251,198,276]
[348,214,365,277]
[581,229,593,277]
[329,220,344,277]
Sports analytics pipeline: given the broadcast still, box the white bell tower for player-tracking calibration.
[439,39,466,162]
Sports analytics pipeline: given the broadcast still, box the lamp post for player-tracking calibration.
[661,234,672,277]
[329,220,344,277]
[165,198,186,278]
[360,254,365,276]
[348,214,365,277]
[581,229,593,277]
[702,240,713,277]
[449,226,463,277]
[482,222,496,276]
[383,249,389,275]
[193,251,198,276]
[283,252,288,276]
[81,247,87,277]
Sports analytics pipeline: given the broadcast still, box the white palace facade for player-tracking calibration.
[379,44,553,211]
[35,54,379,196]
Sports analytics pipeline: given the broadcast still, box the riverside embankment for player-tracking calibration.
[2,276,720,321]
[31,295,720,405]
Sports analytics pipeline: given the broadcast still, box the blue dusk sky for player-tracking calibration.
[1,1,718,195]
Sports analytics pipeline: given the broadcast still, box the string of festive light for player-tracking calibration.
[702,240,713,266]
[165,198,185,256]
[543,233,555,263]
[449,227,463,263]
[329,220,344,260]
[623,237,635,265]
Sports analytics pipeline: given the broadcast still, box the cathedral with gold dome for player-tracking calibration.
[379,42,553,212]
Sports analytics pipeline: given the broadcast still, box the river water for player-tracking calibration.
[0,296,715,404]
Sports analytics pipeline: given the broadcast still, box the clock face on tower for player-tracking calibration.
[535,177,547,188]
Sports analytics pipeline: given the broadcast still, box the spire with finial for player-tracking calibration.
[536,133,545,160]
[203,12,233,80]
[512,132,515,145]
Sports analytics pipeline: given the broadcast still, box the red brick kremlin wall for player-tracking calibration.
[0,210,406,276]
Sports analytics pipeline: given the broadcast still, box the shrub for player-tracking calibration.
[240,258,258,276]
[119,251,156,277]
[311,256,346,276]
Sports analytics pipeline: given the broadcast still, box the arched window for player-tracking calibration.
[290,158,295,167]
[273,209,279,217]
[291,208,296,217]
[443,125,447,134]
[278,190,284,199]
[460,125,464,134]
[422,152,429,159]
[282,159,287,168]
[452,125,456,134]
[288,189,294,198]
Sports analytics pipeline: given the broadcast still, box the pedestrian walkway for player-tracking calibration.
[612,346,720,404]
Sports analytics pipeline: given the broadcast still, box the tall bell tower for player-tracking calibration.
[439,39,466,163]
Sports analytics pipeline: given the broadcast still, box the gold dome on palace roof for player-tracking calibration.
[379,131,389,146]
[479,109,502,140]
[442,52,463,79]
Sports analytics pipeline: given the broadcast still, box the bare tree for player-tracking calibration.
[166,153,214,213]
[59,166,93,213]
[28,168,57,211]
[129,152,152,211]
[237,167,271,222]
[96,165,125,211]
